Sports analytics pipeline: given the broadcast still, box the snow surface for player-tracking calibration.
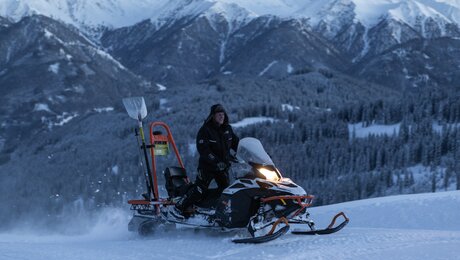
[159,98,171,112]
[348,122,401,138]
[188,143,198,157]
[281,104,300,112]
[287,63,294,74]
[432,121,460,133]
[54,112,78,126]
[156,83,167,91]
[349,121,460,138]
[93,107,114,113]
[258,61,278,76]
[42,112,79,129]
[33,103,52,113]
[1,191,459,259]
[48,63,60,74]
[406,164,458,192]
[231,117,277,128]
[111,165,119,175]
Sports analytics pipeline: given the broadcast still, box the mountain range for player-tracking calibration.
[1,0,460,87]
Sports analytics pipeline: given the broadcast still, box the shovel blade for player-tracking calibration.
[123,97,147,120]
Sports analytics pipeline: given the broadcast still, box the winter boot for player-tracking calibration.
[174,184,204,218]
[170,204,186,220]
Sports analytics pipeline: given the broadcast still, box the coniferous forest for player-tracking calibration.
[1,72,459,229]
[236,84,460,204]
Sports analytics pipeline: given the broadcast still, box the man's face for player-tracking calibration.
[213,112,225,125]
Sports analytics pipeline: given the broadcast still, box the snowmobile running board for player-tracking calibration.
[128,199,173,206]
[128,199,173,212]
[291,212,349,235]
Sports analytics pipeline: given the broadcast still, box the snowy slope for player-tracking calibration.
[1,191,459,260]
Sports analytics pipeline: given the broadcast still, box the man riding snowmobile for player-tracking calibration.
[122,96,349,244]
[175,104,239,218]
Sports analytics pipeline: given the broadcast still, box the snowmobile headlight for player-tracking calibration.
[257,167,280,181]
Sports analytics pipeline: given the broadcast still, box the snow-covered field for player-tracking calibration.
[231,117,277,128]
[348,122,401,138]
[1,191,459,260]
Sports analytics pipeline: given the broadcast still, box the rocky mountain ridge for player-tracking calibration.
[1,1,459,88]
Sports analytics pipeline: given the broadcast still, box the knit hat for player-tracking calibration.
[205,104,229,125]
[210,104,225,114]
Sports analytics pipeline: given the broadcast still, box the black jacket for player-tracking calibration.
[196,109,239,172]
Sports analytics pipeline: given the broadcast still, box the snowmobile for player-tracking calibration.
[122,97,349,243]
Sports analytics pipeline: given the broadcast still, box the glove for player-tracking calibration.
[216,162,227,172]
[229,154,239,163]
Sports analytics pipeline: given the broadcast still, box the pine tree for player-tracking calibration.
[431,165,437,193]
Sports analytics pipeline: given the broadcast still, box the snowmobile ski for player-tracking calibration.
[292,212,349,235]
[232,225,290,244]
[232,217,290,244]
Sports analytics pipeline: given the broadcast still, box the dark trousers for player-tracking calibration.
[176,168,229,211]
[195,168,229,194]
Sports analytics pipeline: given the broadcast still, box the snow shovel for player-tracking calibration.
[123,97,155,201]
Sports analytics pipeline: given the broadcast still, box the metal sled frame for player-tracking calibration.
[148,122,187,205]
[128,121,187,213]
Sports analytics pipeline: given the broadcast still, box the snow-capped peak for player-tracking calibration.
[1,0,459,34]
[355,0,460,27]
[205,2,256,22]
[147,0,213,28]
[389,0,451,25]
[203,2,255,33]
[0,0,168,29]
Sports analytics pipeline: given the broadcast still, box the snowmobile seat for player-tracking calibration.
[164,166,190,198]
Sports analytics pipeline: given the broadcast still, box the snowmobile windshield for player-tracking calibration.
[237,137,274,166]
[234,138,282,181]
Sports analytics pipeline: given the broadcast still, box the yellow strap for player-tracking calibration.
[139,126,145,141]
